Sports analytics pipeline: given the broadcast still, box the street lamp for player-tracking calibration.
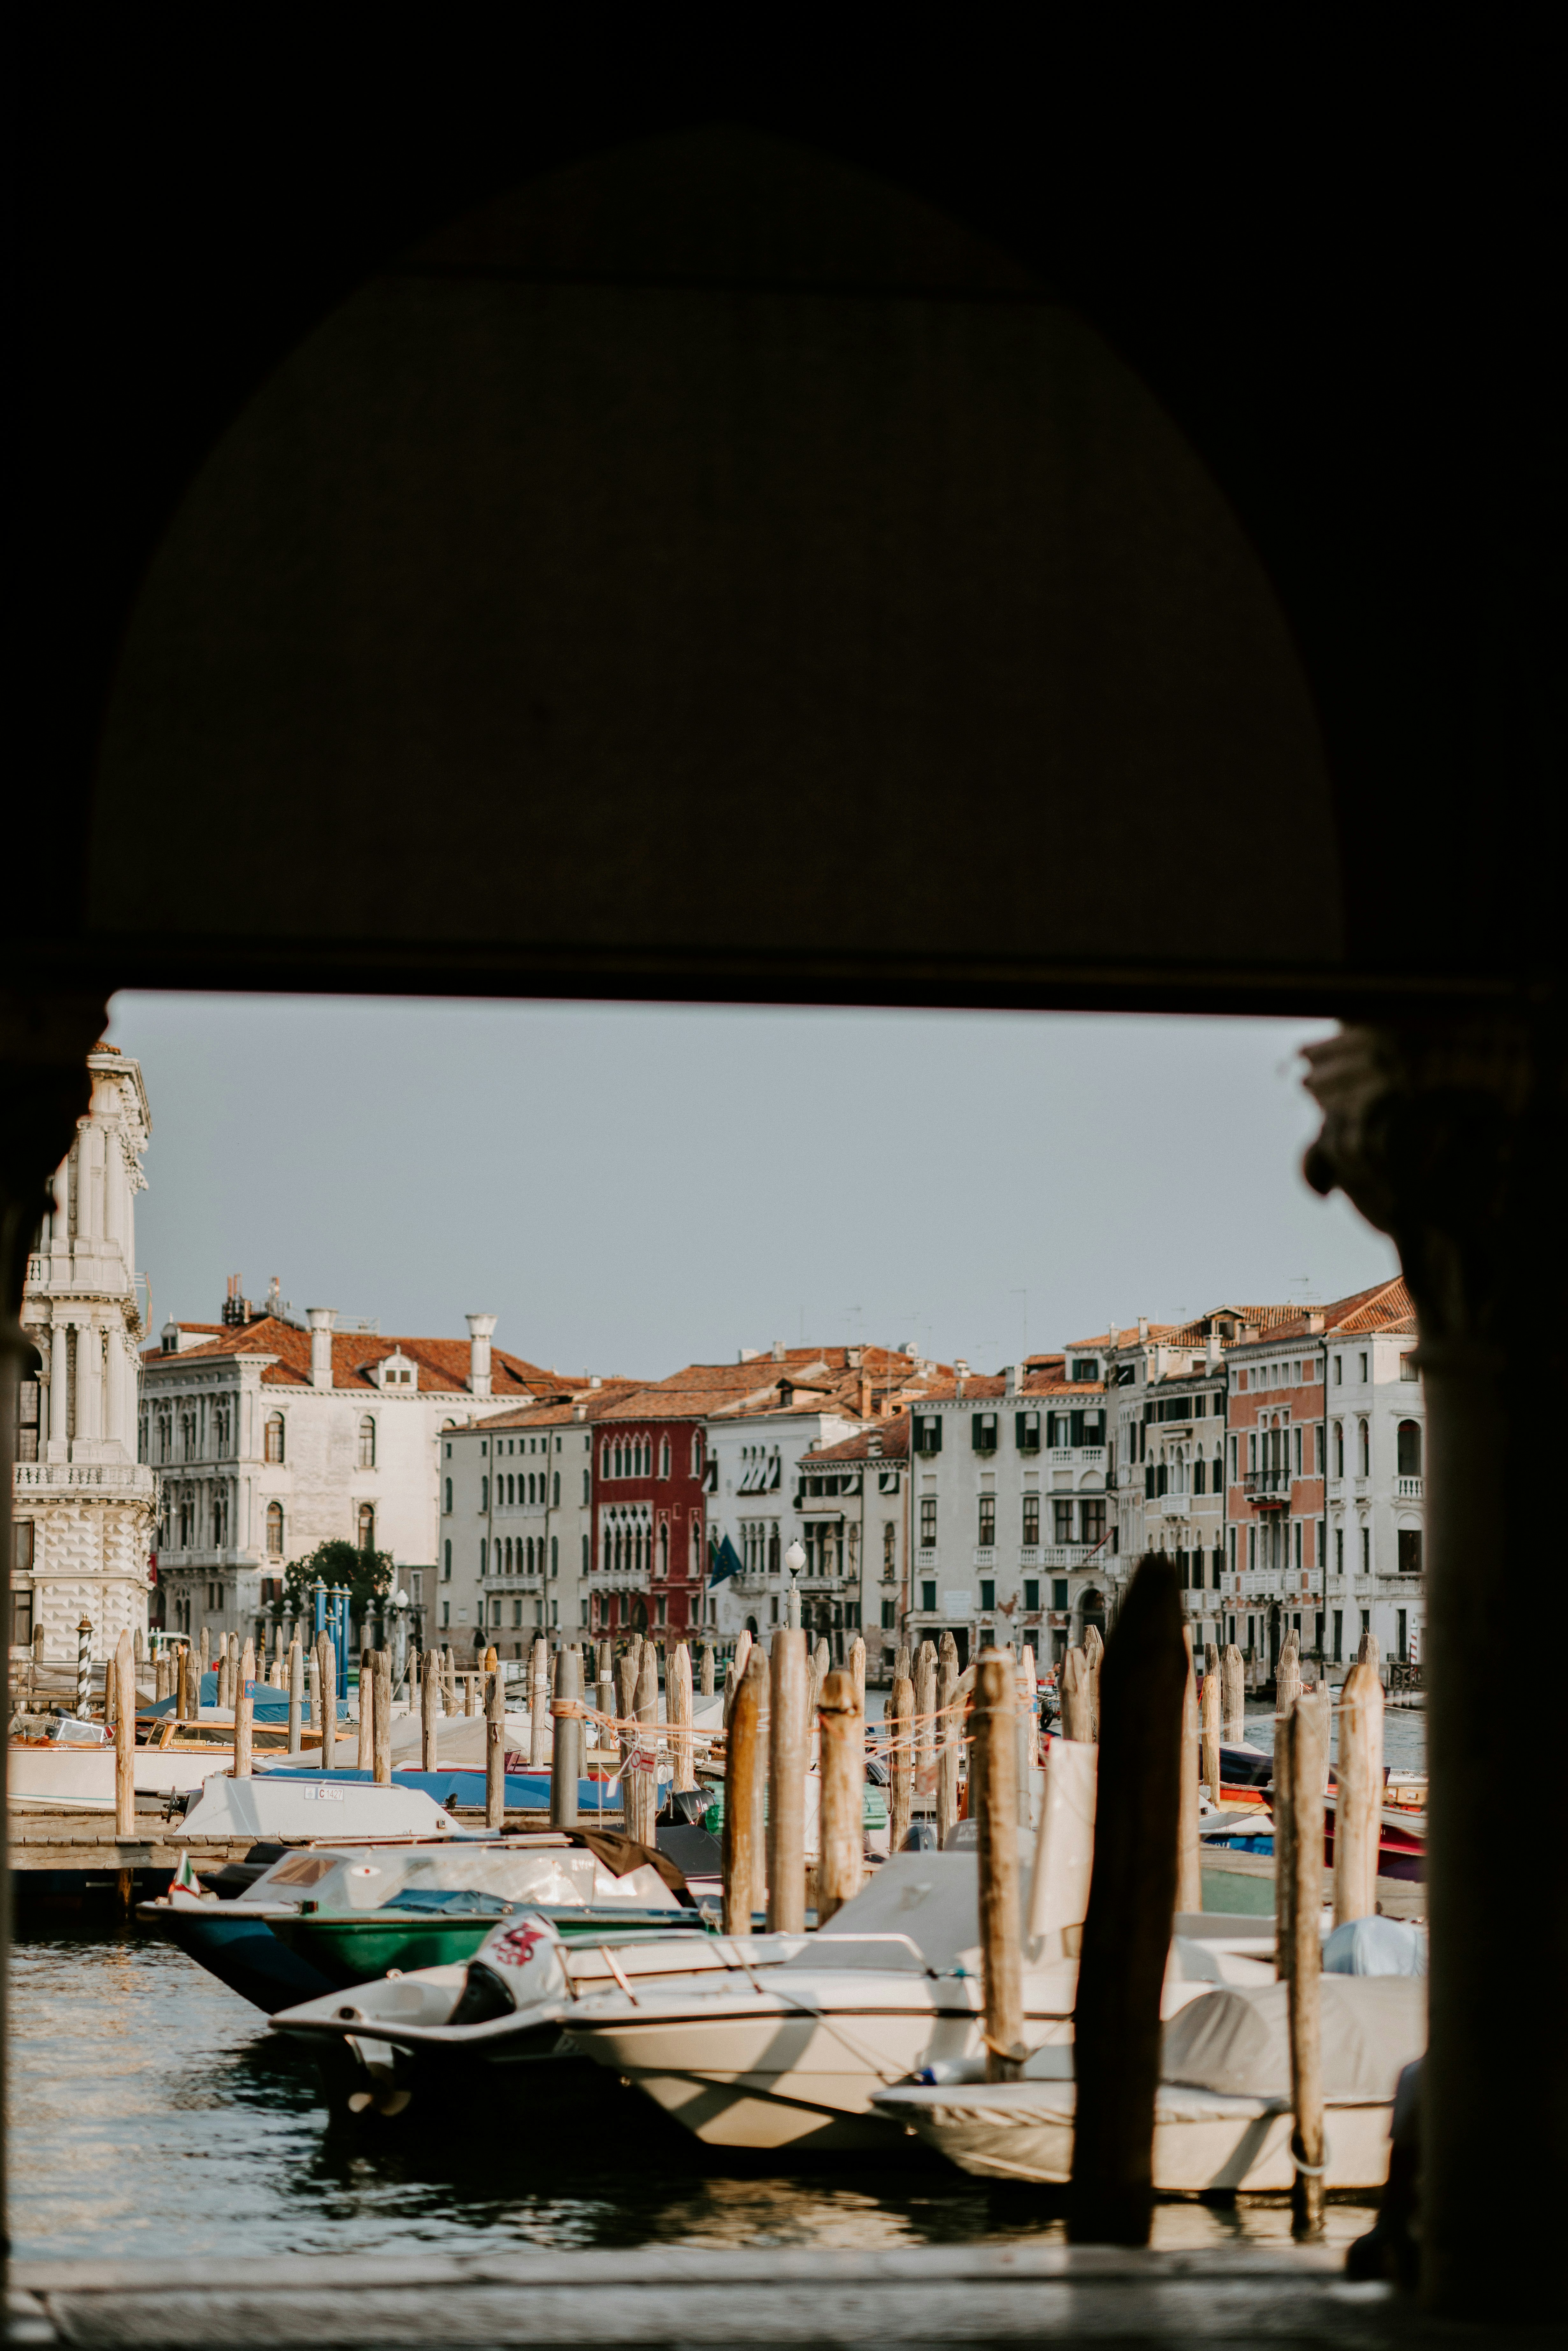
[784,1541,805,1631]
[391,1587,410,1686]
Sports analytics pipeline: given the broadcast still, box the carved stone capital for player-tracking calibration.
[1301,1017,1561,1353]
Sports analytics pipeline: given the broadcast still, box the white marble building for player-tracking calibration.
[702,1398,860,1643]
[140,1303,567,1651]
[14,1044,157,1659]
[902,1364,1111,1670]
[438,1382,632,1657]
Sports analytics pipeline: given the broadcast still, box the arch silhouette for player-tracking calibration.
[90,128,1338,1010]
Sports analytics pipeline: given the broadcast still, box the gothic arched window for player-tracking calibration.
[266,1501,284,1555]
[264,1413,285,1465]
[357,1502,375,1550]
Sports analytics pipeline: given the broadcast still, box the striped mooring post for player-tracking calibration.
[76,1616,93,1716]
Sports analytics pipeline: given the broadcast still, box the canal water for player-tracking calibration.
[9,1908,1381,2264]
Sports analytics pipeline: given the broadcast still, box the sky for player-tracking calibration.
[104,994,1397,1379]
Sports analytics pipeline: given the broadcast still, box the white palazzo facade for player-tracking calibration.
[13,1045,157,1660]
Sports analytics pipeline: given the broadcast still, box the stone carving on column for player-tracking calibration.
[1302,1017,1563,2323]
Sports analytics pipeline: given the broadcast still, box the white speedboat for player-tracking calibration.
[870,1974,1427,2191]
[268,1909,805,2117]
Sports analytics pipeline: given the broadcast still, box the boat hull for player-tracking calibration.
[874,2077,1395,2192]
[149,1905,337,2011]
[568,1985,1073,2153]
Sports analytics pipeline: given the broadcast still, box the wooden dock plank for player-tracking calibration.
[5,2246,1541,2347]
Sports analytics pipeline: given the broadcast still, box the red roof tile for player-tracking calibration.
[140,1315,572,1397]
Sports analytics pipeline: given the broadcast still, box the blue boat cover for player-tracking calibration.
[1322,1915,1428,1976]
[144,1674,347,1722]
[261,1765,618,1812]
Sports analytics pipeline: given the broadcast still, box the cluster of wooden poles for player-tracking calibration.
[719,1559,1390,2248]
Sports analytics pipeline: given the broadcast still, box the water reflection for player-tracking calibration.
[9,1918,1376,2261]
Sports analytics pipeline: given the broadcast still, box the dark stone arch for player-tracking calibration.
[90,127,1337,1008]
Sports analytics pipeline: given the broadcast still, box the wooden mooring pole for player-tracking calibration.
[485,1663,505,1829]
[766,1627,808,1933]
[936,1635,959,1846]
[1069,1555,1187,2247]
[1334,1658,1384,1927]
[372,1648,391,1784]
[1061,1645,1092,1741]
[421,1643,439,1772]
[550,1643,583,1829]
[1176,1626,1202,1915]
[1200,1642,1222,1807]
[723,1648,768,1932]
[287,1640,302,1754]
[974,1652,1025,2082]
[358,1651,374,1771]
[816,1667,862,1925]
[114,1630,136,1837]
[669,1640,695,1793]
[886,1670,914,1857]
[233,1663,254,1780]
[1284,1693,1328,2239]
[1221,1640,1246,1746]
[529,1638,550,1767]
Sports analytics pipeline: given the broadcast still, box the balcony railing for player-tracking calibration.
[14,1461,155,1497]
[1160,1492,1190,1518]
[1395,1475,1424,1500]
[1243,1469,1291,1504]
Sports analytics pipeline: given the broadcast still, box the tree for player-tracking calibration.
[269,1538,394,1626]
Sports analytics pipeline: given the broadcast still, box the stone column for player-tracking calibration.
[75,1315,100,1446]
[104,1330,125,1451]
[49,1319,70,1454]
[1303,1019,1564,2325]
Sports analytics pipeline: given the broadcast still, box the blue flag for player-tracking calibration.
[708,1533,744,1587]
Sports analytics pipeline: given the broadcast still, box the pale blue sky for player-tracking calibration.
[105,995,1398,1380]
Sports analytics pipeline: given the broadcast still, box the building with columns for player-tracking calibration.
[140,1298,571,1652]
[13,1044,157,1659]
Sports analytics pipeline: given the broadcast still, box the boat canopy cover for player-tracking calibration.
[1322,1916,1428,1977]
[238,1839,684,1914]
[810,1846,1024,1974]
[1161,1977,1426,2102]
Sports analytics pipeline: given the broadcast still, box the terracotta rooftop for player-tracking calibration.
[1225,1278,1415,1346]
[141,1314,572,1397]
[914,1373,1105,1403]
[447,1383,642,1430]
[804,1416,913,1465]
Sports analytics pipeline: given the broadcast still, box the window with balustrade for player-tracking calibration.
[1397,1420,1421,1476]
[977,1495,995,1546]
[1022,1493,1040,1546]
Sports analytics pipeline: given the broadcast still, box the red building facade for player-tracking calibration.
[589,1392,708,1638]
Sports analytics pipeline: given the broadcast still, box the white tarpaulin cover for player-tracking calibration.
[1160,1976,1426,2101]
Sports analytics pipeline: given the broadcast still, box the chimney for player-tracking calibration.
[466,1313,497,1399]
[1004,1363,1018,1396]
[1307,1312,1326,1334]
[771,1338,785,1362]
[1206,1332,1223,1367]
[1107,1324,1119,1350]
[306,1308,334,1390]
[859,1369,872,1419]
[1137,1316,1149,1342]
